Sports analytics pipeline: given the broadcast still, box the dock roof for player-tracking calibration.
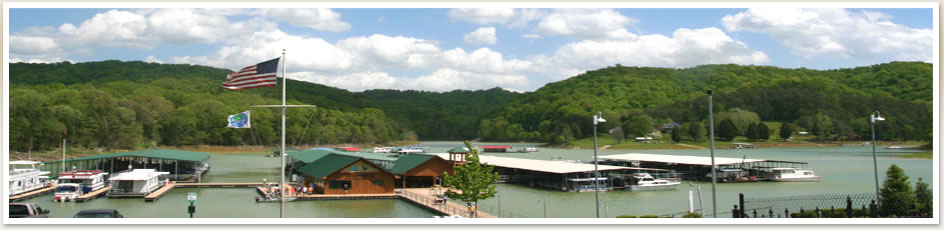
[295,154,362,179]
[43,149,211,164]
[388,154,440,175]
[598,153,767,166]
[430,153,662,174]
[289,150,396,164]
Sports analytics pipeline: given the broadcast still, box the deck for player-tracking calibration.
[9,184,57,201]
[74,186,111,202]
[255,186,397,200]
[144,182,263,201]
[398,188,496,218]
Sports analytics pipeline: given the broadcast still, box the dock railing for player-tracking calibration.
[399,189,473,218]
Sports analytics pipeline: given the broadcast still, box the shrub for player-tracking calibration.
[681,212,702,218]
[616,215,637,218]
[639,215,660,218]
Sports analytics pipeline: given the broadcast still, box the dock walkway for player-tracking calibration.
[75,186,111,202]
[9,184,57,201]
[144,182,263,201]
[399,188,495,218]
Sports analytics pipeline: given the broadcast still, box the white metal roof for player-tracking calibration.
[108,169,169,181]
[430,153,665,174]
[8,160,42,165]
[598,153,767,166]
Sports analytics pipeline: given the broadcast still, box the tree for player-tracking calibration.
[880,164,916,217]
[745,123,759,140]
[757,122,771,141]
[671,127,682,143]
[610,127,625,144]
[779,123,795,141]
[714,108,761,135]
[684,122,706,142]
[914,177,932,215]
[717,119,738,141]
[621,113,655,138]
[442,140,499,217]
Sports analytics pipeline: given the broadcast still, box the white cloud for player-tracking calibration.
[337,34,441,71]
[442,48,532,74]
[291,69,530,92]
[10,35,60,54]
[9,57,71,64]
[536,27,769,80]
[534,9,637,40]
[463,27,497,45]
[722,8,933,61]
[449,8,544,29]
[291,71,398,92]
[522,34,542,39]
[252,8,351,32]
[144,55,163,63]
[171,29,354,73]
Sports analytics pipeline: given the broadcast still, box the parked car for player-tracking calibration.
[73,209,123,218]
[9,203,50,218]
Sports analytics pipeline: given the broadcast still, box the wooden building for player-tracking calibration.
[388,154,454,188]
[295,154,395,195]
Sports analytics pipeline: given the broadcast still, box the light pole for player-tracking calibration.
[538,196,547,218]
[870,110,885,205]
[707,90,717,218]
[592,112,606,218]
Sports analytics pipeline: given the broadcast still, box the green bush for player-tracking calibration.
[639,215,660,218]
[681,212,702,218]
[616,215,637,218]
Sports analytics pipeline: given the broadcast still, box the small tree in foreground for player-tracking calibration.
[914,177,932,216]
[442,140,499,217]
[880,164,916,217]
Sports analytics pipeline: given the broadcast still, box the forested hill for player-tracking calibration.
[8,61,520,152]
[477,62,932,143]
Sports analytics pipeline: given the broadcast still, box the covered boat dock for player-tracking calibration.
[597,153,809,181]
[41,149,211,182]
[431,153,668,192]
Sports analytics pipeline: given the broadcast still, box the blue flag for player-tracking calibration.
[227,110,251,128]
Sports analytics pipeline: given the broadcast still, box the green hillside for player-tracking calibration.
[478,62,932,143]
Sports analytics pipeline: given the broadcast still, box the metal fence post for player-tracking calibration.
[846,196,853,217]
[733,205,740,218]
[869,200,877,218]
[739,193,745,218]
[785,208,790,218]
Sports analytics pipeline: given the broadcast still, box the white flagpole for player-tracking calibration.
[279,49,287,218]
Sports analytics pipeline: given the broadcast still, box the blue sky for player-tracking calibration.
[7,7,935,92]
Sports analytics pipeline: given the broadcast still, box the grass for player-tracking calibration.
[895,152,932,159]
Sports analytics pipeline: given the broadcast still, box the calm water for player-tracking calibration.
[18,141,932,218]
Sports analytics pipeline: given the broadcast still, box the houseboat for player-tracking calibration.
[625,173,681,191]
[54,170,109,202]
[517,147,538,153]
[395,146,427,154]
[482,146,514,153]
[107,169,169,197]
[9,161,51,196]
[370,147,395,153]
[704,169,756,183]
[768,168,820,182]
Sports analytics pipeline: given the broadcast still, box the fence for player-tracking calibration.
[735,193,879,218]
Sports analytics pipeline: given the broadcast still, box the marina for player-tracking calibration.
[597,153,814,182]
[7,142,933,218]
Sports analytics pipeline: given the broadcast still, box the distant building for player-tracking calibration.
[661,122,682,133]
[482,145,514,153]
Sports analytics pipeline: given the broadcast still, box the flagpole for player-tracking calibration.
[279,48,287,218]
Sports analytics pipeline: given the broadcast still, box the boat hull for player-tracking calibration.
[625,183,680,191]
[771,177,821,182]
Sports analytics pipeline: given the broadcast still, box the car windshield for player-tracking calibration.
[74,212,117,218]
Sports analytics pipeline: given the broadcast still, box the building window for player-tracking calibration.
[371,180,383,185]
[328,180,351,189]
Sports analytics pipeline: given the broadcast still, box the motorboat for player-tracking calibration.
[395,146,427,154]
[9,161,51,196]
[370,147,395,153]
[625,173,681,191]
[54,170,109,202]
[107,169,169,197]
[769,168,820,182]
[517,147,539,152]
[704,168,755,183]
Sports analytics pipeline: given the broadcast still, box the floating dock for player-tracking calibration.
[74,186,111,202]
[597,153,810,180]
[9,184,57,201]
[144,182,263,202]
[398,188,495,218]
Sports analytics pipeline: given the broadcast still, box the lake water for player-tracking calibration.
[17,141,932,218]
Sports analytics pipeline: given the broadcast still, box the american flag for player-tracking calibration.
[222,58,280,90]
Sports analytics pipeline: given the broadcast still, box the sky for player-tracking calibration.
[6,6,935,93]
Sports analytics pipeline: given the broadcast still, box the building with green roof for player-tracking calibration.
[41,149,211,181]
[388,154,454,188]
[293,153,395,195]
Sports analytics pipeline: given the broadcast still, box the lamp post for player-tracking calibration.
[707,90,717,218]
[592,112,606,218]
[870,110,885,205]
[538,197,547,218]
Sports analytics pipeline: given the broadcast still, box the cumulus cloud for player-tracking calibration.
[291,69,530,92]
[144,55,163,63]
[534,9,637,40]
[463,27,497,45]
[336,34,441,71]
[449,8,543,29]
[721,8,933,61]
[522,34,542,39]
[535,27,769,80]
[252,8,351,32]
[171,29,354,73]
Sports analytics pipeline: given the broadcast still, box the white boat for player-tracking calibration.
[884,146,907,149]
[769,168,821,182]
[9,161,51,196]
[370,147,395,153]
[517,147,539,152]
[625,173,681,191]
[54,170,109,202]
[395,146,426,154]
[107,169,169,197]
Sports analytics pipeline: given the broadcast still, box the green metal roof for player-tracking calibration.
[295,154,361,179]
[42,149,211,164]
[287,150,336,164]
[333,152,397,162]
[447,147,468,153]
[388,154,437,175]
